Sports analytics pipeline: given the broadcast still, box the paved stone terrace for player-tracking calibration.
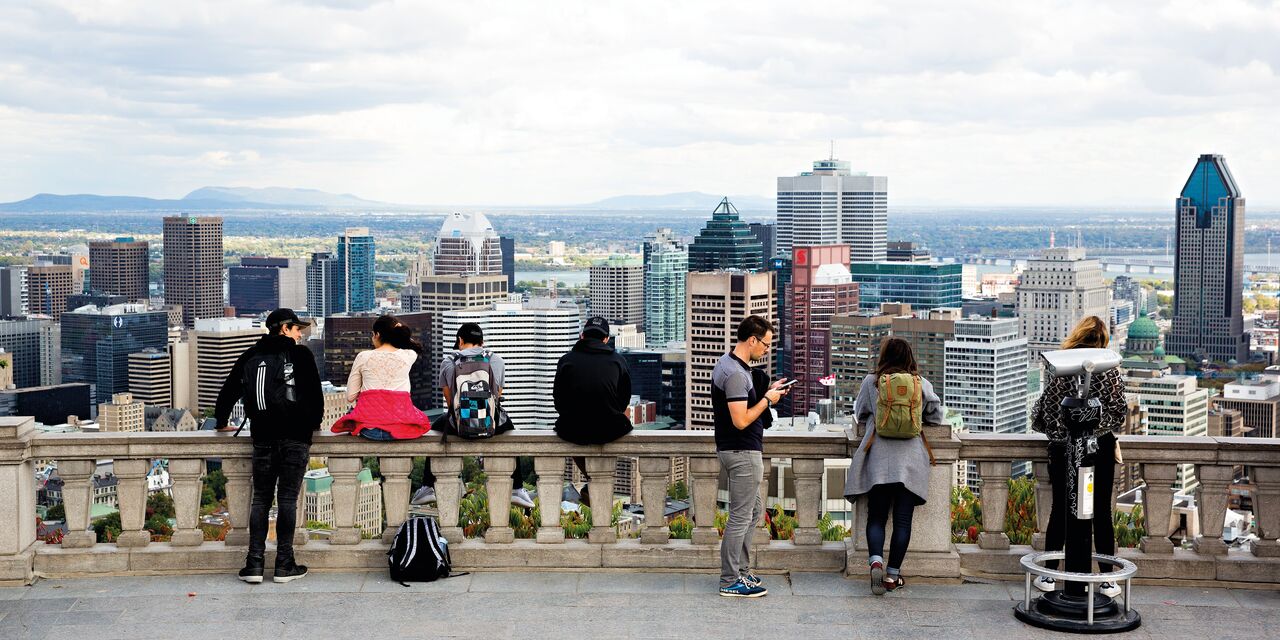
[1,571,1276,639]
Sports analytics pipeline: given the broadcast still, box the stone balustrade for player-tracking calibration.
[2,415,1279,587]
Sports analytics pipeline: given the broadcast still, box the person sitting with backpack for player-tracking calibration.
[214,308,323,585]
[331,315,432,440]
[552,316,633,503]
[843,337,944,595]
[422,323,532,508]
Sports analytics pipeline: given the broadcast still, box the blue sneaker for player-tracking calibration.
[742,572,764,588]
[719,578,767,598]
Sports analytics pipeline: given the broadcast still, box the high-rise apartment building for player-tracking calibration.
[892,307,959,399]
[1124,370,1209,492]
[787,245,858,416]
[188,318,265,414]
[1015,247,1109,357]
[777,157,887,262]
[26,264,75,319]
[644,228,688,348]
[325,312,433,409]
[0,266,25,317]
[589,256,644,330]
[440,299,581,428]
[848,262,962,311]
[337,228,376,314]
[88,237,149,301]
[163,216,224,328]
[33,248,89,294]
[229,256,307,316]
[1111,275,1148,312]
[688,198,764,272]
[1167,154,1249,363]
[433,212,503,276]
[306,252,344,317]
[61,304,168,403]
[128,348,172,407]
[686,271,774,430]
[99,392,145,432]
[945,317,1029,435]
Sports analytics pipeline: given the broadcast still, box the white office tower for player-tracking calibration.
[945,317,1029,488]
[440,297,581,429]
[188,318,266,415]
[589,256,644,330]
[777,157,887,262]
[433,212,503,276]
[1015,247,1110,357]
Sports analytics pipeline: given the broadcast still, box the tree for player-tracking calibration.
[45,503,65,522]
[147,492,176,520]
[203,469,227,501]
[1244,297,1258,313]
[667,481,689,501]
[94,512,122,543]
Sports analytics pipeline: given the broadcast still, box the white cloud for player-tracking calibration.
[0,0,1278,206]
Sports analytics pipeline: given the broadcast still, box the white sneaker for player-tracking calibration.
[410,485,436,505]
[1033,575,1056,592]
[1099,582,1122,598]
[511,488,535,509]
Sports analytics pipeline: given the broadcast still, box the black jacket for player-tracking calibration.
[214,334,324,443]
[553,338,633,445]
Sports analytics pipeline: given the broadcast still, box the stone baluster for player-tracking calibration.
[1193,464,1232,556]
[690,456,721,545]
[1031,462,1052,551]
[222,457,253,546]
[58,459,97,549]
[754,457,772,544]
[1139,463,1178,554]
[483,456,516,543]
[792,458,824,545]
[0,417,36,583]
[535,456,566,543]
[113,459,151,547]
[294,477,308,547]
[1252,466,1280,557]
[328,457,363,544]
[169,459,206,547]
[586,456,618,543]
[432,457,464,541]
[977,461,1011,549]
[380,457,413,543]
[639,457,671,544]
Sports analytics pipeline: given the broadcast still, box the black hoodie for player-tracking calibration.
[214,334,324,443]
[553,338,633,445]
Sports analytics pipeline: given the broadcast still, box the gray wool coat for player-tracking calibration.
[843,374,946,506]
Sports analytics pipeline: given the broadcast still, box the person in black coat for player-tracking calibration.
[553,317,633,503]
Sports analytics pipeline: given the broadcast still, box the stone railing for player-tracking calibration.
[1,416,1278,587]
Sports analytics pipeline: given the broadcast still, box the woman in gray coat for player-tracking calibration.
[843,337,944,594]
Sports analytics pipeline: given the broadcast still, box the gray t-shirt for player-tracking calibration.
[438,346,505,395]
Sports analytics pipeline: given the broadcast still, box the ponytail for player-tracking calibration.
[373,314,423,352]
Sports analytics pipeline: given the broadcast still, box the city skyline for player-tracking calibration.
[1,3,1277,208]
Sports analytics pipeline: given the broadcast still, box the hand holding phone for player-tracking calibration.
[776,379,798,390]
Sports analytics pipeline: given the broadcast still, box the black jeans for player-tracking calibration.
[1044,433,1116,571]
[249,439,311,564]
[866,483,916,572]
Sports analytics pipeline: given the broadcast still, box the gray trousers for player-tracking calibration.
[718,449,764,586]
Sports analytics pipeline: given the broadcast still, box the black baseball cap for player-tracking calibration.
[266,308,310,329]
[457,322,484,344]
[583,316,610,338]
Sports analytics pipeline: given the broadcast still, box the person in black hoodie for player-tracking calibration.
[553,317,633,502]
[214,308,323,585]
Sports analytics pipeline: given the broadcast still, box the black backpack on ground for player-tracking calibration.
[387,516,464,586]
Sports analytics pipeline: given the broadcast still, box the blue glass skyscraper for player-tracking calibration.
[337,228,376,313]
[643,228,687,348]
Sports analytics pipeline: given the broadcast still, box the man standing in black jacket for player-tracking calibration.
[214,308,323,584]
[554,317,633,503]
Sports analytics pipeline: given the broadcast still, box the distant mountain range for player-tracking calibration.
[0,186,775,213]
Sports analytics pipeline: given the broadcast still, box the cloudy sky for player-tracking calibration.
[1,1,1278,207]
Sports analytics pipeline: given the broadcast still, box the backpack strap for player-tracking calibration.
[876,375,892,432]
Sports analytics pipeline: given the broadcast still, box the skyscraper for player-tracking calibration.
[433,212,503,276]
[0,266,25,317]
[945,316,1029,488]
[0,318,59,388]
[1015,247,1110,357]
[500,236,516,292]
[1167,154,1249,364]
[688,198,764,272]
[589,256,644,330]
[88,237,149,301]
[786,245,859,416]
[325,312,433,408]
[748,223,776,261]
[440,299,581,429]
[830,310,895,416]
[777,157,888,262]
[128,348,172,407]
[686,270,774,430]
[337,228,376,314]
[644,228,688,348]
[306,252,344,317]
[163,216,224,328]
[229,256,307,316]
[847,262,963,311]
[892,307,958,399]
[25,264,74,320]
[187,318,266,414]
[61,304,168,403]
[416,274,509,405]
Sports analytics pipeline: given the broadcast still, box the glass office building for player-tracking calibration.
[847,262,963,311]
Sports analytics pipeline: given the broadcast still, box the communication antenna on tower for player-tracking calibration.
[829,140,835,160]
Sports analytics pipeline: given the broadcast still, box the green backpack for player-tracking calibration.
[875,373,923,439]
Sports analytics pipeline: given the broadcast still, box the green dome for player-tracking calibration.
[1153,345,1166,357]
[1128,314,1160,340]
